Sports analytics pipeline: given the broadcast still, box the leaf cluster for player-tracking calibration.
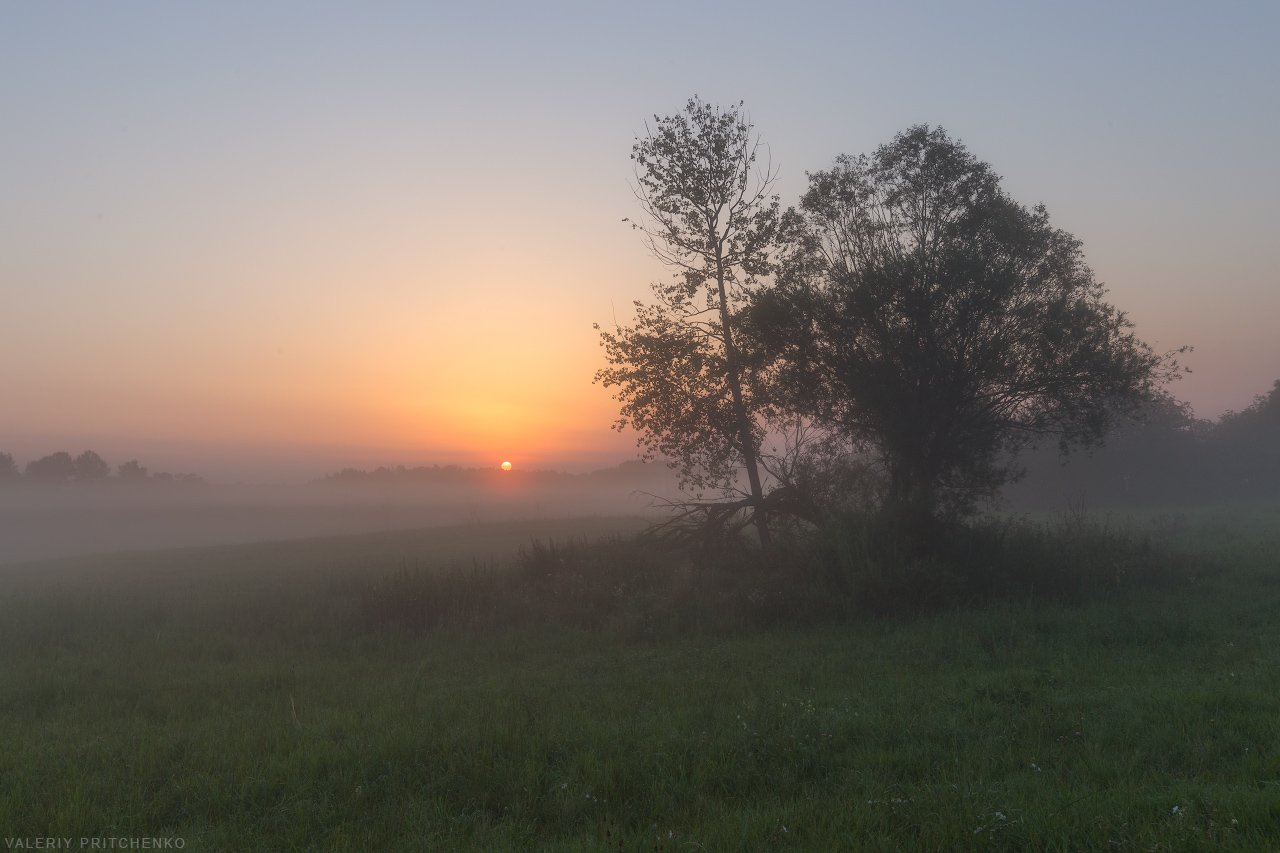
[753,125,1181,517]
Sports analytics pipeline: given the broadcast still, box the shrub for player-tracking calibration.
[359,512,1203,636]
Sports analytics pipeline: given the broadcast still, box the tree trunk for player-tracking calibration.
[715,245,771,551]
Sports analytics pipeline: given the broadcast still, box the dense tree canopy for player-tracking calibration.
[754,125,1178,519]
[74,450,111,481]
[25,451,77,483]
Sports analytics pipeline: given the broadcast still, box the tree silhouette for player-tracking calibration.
[25,451,76,483]
[1211,379,1280,497]
[597,98,784,547]
[74,450,111,482]
[117,459,150,481]
[756,126,1179,521]
[0,452,17,482]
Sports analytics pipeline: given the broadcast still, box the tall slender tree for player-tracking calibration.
[596,98,782,547]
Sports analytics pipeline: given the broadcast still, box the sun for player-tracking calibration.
[501,461,512,471]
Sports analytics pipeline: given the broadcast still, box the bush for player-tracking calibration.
[810,509,1202,614]
[359,512,1203,637]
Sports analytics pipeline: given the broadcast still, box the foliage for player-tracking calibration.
[20,449,111,483]
[116,458,150,480]
[597,97,783,544]
[755,125,1180,520]
[74,449,111,481]
[24,450,77,483]
[359,512,1200,634]
[1010,380,1280,508]
[1212,379,1280,495]
[0,452,17,481]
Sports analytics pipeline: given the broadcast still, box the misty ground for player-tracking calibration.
[1,445,1267,566]
[0,462,680,564]
[1,507,1277,850]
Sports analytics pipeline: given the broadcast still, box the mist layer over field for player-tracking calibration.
[0,462,678,564]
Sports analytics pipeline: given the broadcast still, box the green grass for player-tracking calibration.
[1,509,1278,850]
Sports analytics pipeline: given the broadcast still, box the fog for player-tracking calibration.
[0,461,680,564]
[1004,380,1280,512]
[3,375,1276,564]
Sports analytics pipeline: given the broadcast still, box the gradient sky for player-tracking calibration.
[2,1,1277,481]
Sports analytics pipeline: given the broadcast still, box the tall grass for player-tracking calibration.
[360,511,1204,635]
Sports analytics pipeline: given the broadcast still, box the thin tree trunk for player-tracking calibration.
[715,245,771,551]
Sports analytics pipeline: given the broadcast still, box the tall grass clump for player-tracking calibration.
[360,511,1204,635]
[359,535,849,637]
[810,508,1203,614]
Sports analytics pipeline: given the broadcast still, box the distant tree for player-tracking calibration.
[1217,379,1280,436]
[1210,379,1280,497]
[25,451,76,483]
[74,450,111,482]
[117,459,149,481]
[756,126,1180,522]
[0,452,18,482]
[596,97,784,547]
[1005,390,1211,508]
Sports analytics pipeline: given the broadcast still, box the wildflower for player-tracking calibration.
[1172,806,1180,815]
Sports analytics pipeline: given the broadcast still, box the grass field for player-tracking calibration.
[1,508,1278,850]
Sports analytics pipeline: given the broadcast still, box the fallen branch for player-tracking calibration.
[637,486,820,549]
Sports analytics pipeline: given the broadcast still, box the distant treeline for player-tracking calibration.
[320,463,570,485]
[1011,379,1280,508]
[0,450,205,487]
[316,459,675,489]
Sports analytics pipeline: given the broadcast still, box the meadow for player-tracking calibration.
[0,508,1277,850]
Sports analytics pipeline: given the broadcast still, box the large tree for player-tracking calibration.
[757,125,1178,520]
[596,98,783,547]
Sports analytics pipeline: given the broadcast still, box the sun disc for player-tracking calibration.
[501,461,512,471]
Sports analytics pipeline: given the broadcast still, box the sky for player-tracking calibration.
[1,1,1276,482]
